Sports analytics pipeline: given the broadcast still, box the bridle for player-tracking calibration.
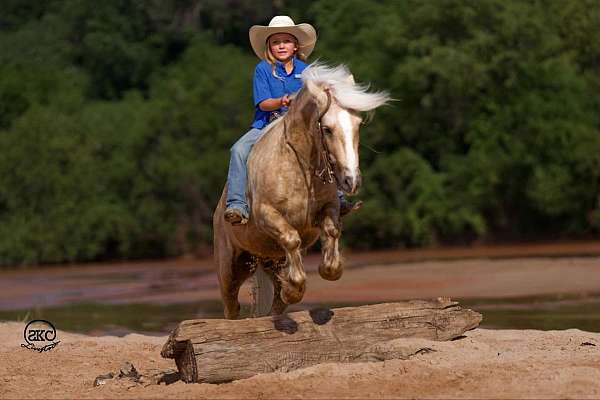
[314,88,336,185]
[284,86,338,194]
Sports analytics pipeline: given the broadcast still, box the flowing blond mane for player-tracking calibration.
[301,62,390,112]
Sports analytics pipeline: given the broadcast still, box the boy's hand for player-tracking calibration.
[281,94,291,107]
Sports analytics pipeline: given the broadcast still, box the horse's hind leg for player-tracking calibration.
[216,245,240,319]
[318,206,343,281]
[263,259,288,315]
[218,251,256,319]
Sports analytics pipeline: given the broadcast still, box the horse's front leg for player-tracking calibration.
[318,206,343,281]
[258,204,306,304]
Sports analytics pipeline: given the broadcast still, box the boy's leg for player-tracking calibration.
[225,128,264,224]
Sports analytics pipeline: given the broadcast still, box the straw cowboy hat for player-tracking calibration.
[249,16,317,60]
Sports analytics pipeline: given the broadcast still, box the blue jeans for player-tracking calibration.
[226,128,265,217]
[226,127,346,218]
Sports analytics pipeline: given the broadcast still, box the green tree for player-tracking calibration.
[312,0,600,244]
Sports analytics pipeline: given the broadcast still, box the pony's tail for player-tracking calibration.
[251,266,273,317]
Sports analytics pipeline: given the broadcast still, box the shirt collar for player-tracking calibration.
[275,57,296,76]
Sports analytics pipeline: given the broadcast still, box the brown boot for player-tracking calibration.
[224,208,249,225]
[340,199,363,217]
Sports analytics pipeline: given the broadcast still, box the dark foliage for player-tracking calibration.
[0,0,598,265]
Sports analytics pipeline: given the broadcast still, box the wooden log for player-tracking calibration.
[161,298,482,383]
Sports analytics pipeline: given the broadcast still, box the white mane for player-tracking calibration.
[301,62,390,112]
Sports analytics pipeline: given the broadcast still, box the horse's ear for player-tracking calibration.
[304,80,329,113]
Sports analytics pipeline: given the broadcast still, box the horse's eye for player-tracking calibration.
[322,126,333,136]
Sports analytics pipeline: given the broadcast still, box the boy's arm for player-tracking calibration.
[258,94,290,111]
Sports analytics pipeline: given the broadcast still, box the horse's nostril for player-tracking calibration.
[344,176,353,189]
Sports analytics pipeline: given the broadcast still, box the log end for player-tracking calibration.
[174,340,198,383]
[161,320,208,359]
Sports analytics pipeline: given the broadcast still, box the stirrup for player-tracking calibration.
[224,208,248,225]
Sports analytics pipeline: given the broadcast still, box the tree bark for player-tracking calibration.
[161,298,482,383]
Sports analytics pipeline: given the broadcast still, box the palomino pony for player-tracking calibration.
[213,63,389,319]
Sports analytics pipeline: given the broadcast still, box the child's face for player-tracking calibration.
[268,33,297,62]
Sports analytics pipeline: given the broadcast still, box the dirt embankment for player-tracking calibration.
[3,251,600,310]
[1,322,599,399]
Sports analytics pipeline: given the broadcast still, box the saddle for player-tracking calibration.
[268,111,283,124]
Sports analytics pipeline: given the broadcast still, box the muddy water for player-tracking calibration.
[1,294,600,335]
[2,241,600,335]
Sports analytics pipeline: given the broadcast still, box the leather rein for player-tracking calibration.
[314,88,336,185]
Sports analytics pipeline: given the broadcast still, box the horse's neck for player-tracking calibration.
[282,117,319,171]
[282,91,321,169]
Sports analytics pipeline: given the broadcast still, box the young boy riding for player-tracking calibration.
[224,16,360,225]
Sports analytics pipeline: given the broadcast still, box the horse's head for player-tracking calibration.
[301,63,390,195]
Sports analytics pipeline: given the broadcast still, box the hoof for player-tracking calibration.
[319,262,343,281]
[280,280,305,305]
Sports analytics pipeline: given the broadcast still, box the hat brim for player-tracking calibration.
[249,23,317,60]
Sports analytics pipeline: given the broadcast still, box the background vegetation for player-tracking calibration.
[1,0,599,265]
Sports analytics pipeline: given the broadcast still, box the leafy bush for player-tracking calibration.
[1,0,599,265]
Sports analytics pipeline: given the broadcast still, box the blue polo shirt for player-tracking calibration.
[251,57,307,129]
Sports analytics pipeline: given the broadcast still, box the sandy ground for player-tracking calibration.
[1,321,599,399]
[2,242,600,398]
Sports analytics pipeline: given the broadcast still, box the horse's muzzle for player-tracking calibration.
[339,168,362,195]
